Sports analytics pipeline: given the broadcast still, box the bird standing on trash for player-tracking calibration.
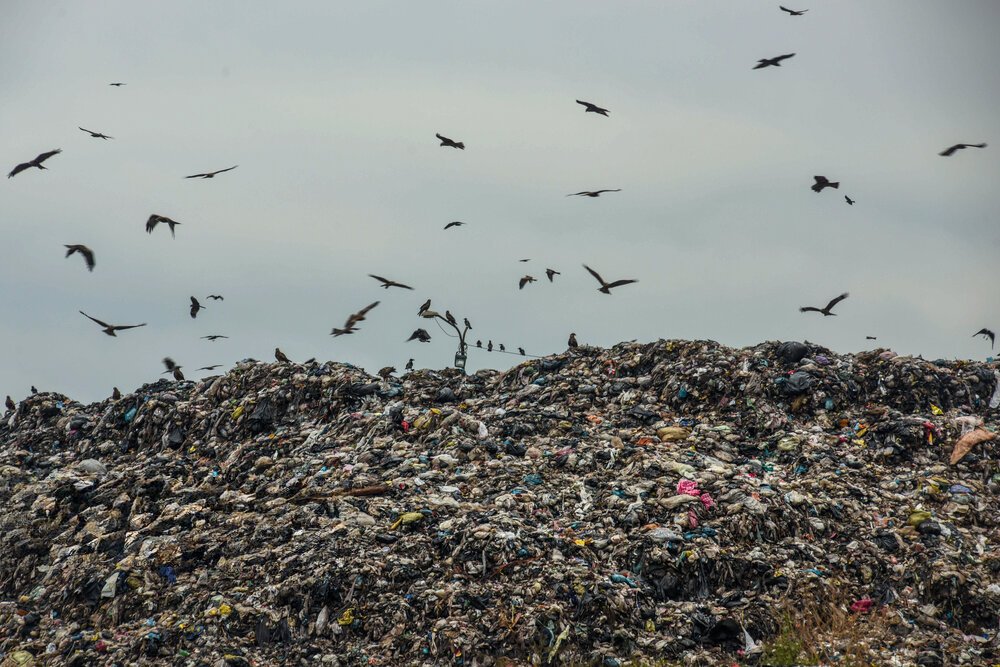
[568,333,578,348]
[4,396,14,412]
[972,328,995,348]
[8,149,61,178]
[275,347,290,362]
[112,387,121,400]
[800,293,849,316]
[189,297,204,319]
[162,358,184,381]
[378,366,396,379]
[405,359,414,371]
[436,133,464,149]
[64,245,96,271]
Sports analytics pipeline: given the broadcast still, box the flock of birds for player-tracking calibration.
[3,5,996,408]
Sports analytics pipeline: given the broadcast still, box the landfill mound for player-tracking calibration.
[1,340,999,667]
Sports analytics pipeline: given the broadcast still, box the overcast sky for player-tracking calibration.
[2,1,998,403]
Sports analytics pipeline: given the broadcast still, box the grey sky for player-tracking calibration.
[2,1,998,403]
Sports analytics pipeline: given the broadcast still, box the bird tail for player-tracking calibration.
[830,182,840,189]
[456,142,465,149]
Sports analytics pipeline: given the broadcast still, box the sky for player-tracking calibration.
[2,1,999,403]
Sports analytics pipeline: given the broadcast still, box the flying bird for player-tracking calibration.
[5,396,14,412]
[939,143,987,157]
[207,295,224,301]
[198,365,223,371]
[779,6,808,15]
[405,359,414,371]
[568,189,621,197]
[78,127,113,140]
[407,328,432,343]
[519,259,531,262]
[576,100,610,116]
[811,175,839,193]
[369,274,414,290]
[519,275,536,289]
[145,214,181,237]
[109,82,126,86]
[972,328,995,349]
[79,311,147,336]
[189,297,204,319]
[8,149,61,178]
[331,301,380,336]
[866,336,878,340]
[800,292,849,316]
[845,196,855,205]
[418,299,431,315]
[436,133,465,149]
[162,358,184,381]
[201,335,228,341]
[64,245,95,271]
[444,221,465,230]
[753,53,795,69]
[545,269,560,282]
[583,264,638,294]
[568,333,578,348]
[185,165,238,179]
[275,347,291,362]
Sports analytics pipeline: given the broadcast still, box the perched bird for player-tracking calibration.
[185,165,238,179]
[800,292,849,316]
[972,328,995,349]
[4,395,14,412]
[519,275,536,289]
[436,133,465,149]
[189,297,204,319]
[31,386,38,395]
[476,340,482,348]
[407,328,432,343]
[487,341,493,352]
[145,214,181,237]
[568,333,578,348]
[418,299,431,315]
[79,127,113,139]
[275,347,291,363]
[445,310,457,326]
[568,189,621,197]
[378,366,396,379]
[845,196,855,205]
[866,336,878,340]
[369,274,414,290]
[583,264,638,294]
[112,387,121,400]
[545,268,560,282]
[80,311,147,336]
[331,301,380,336]
[463,317,472,330]
[779,6,808,15]
[499,344,506,352]
[207,295,224,301]
[405,358,414,371]
[518,347,525,355]
[753,53,795,69]
[162,358,184,381]
[575,100,609,116]
[201,335,228,341]
[939,143,986,157]
[64,244,95,271]
[444,221,465,230]
[198,365,223,371]
[811,175,839,193]
[8,149,61,178]
[109,82,126,86]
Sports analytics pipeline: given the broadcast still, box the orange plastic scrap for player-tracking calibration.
[949,428,996,465]
[586,414,603,424]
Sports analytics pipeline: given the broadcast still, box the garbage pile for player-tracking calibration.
[1,340,998,666]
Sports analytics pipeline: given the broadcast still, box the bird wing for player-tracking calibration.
[605,279,637,290]
[435,133,449,142]
[813,176,828,184]
[190,296,200,306]
[779,5,793,12]
[111,322,146,331]
[163,357,177,370]
[65,245,79,257]
[80,247,95,270]
[34,149,61,165]
[145,215,159,232]
[211,165,238,175]
[824,292,849,311]
[79,127,95,135]
[594,189,621,194]
[368,274,390,286]
[582,264,607,287]
[939,145,961,156]
[185,172,209,179]
[8,162,32,178]
[567,191,591,196]
[575,100,591,108]
[799,307,822,313]
[775,53,796,62]
[79,310,112,328]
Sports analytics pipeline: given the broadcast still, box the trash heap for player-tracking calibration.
[1,340,998,667]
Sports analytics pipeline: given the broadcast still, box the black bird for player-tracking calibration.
[583,264,638,294]
[5,395,14,412]
[444,221,465,230]
[519,275,536,289]
[418,299,431,315]
[109,82,126,86]
[487,341,493,352]
[198,365,223,371]
[973,328,995,349]
[64,245,96,271]
[275,347,291,362]
[369,274,414,290]
[845,196,855,205]
[476,340,482,348]
[31,386,38,394]
[464,317,472,330]
[436,133,465,149]
[189,297,204,319]
[145,214,181,237]
[939,143,987,157]
[519,259,531,262]
[811,176,839,193]
[866,336,878,341]
[445,310,457,326]
[407,328,431,343]
[162,358,185,381]
[331,301,380,336]
[568,333,578,348]
[576,100,610,116]
[545,269,560,282]
[405,358,414,371]
[518,347,525,355]
[207,295,224,301]
[79,311,147,336]
[779,6,808,15]
[800,292,849,316]
[753,53,795,69]
[568,189,621,197]
[201,335,228,341]
[8,149,61,178]
[79,127,112,139]
[112,387,121,400]
[499,344,505,352]
[185,165,238,179]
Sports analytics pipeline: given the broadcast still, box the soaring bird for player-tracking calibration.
[436,133,465,149]
[79,311,147,336]
[811,176,839,193]
[185,165,238,179]
[407,328,432,342]
[568,189,621,197]
[369,274,414,290]
[939,143,987,157]
[575,100,610,116]
[275,347,291,362]
[112,387,121,400]
[973,328,995,348]
[518,259,531,263]
[779,6,808,15]
[444,221,465,230]
[378,366,396,379]
[799,292,849,316]
[198,365,223,371]
[109,82,126,86]
[64,245,96,271]
[79,127,112,139]
[207,295,224,301]
[518,347,525,355]
[8,149,61,178]
[162,358,184,381]
[519,275,537,289]
[753,53,795,69]
[189,297,204,319]
[865,336,878,341]
[583,264,638,294]
[445,310,457,326]
[331,301,380,336]
[418,299,431,315]
[545,268,560,282]
[568,333,578,348]
[405,358,414,371]
[463,317,472,330]
[201,335,228,341]
[845,196,855,205]
[145,214,181,237]
[4,396,14,412]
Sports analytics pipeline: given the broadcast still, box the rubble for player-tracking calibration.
[1,340,998,666]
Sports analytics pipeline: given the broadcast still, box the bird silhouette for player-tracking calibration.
[939,143,987,157]
[487,341,493,351]
[972,328,995,348]
[568,333,578,348]
[64,245,95,271]
[866,336,878,340]
[109,82,126,86]
[519,259,531,262]
[407,328,431,343]
[800,293,849,316]
[201,335,228,341]
[185,165,238,179]
[519,275,537,289]
[753,53,795,69]
[405,358,414,371]
[779,6,808,15]
[369,274,414,290]
[418,299,431,315]
[576,100,610,116]
[198,365,223,371]
[811,176,839,193]
[31,386,37,395]
[845,196,855,205]
[112,387,121,400]
[444,221,465,230]
[275,347,291,362]
[464,317,472,330]
[499,344,506,352]
[146,215,181,238]
[162,358,185,381]
[545,269,560,282]
[518,347,526,355]
[79,127,113,139]
[5,396,14,412]
[445,311,457,326]
[331,301,380,336]
[189,297,204,319]
[79,311,147,336]
[8,149,61,178]
[377,366,396,379]
[583,264,638,294]
[568,189,621,197]
[207,295,224,301]
[436,133,465,149]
